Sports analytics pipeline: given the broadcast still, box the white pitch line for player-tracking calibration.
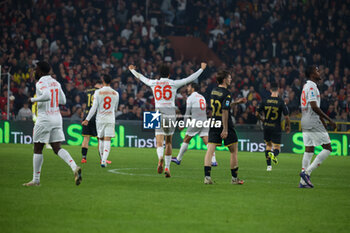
[107,168,349,187]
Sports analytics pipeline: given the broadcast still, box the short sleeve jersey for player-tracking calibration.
[84,88,97,118]
[88,86,119,124]
[301,80,322,129]
[258,96,289,129]
[186,92,207,121]
[35,75,64,126]
[209,86,233,128]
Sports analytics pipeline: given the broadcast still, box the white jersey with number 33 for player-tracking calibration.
[86,86,119,124]
[130,68,203,115]
[300,80,322,129]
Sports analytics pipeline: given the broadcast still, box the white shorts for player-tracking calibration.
[186,125,209,137]
[302,126,331,147]
[155,115,176,136]
[96,122,115,138]
[33,124,65,143]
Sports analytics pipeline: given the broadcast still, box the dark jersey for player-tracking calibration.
[258,96,289,129]
[84,88,97,118]
[209,86,234,129]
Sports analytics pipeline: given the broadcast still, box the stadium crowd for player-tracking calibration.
[0,0,349,128]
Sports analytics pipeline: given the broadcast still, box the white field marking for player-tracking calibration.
[107,168,349,187]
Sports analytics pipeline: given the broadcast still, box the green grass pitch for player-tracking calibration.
[0,144,349,233]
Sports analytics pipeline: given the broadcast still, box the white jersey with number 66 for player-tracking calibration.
[130,68,203,115]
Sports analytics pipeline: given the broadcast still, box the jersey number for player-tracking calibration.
[154,85,172,100]
[87,93,94,107]
[210,99,222,117]
[103,96,112,110]
[265,106,279,120]
[199,99,205,110]
[301,90,306,106]
[50,89,59,108]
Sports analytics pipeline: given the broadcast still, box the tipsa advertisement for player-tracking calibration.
[0,120,349,156]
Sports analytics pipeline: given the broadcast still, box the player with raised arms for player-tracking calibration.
[23,61,82,186]
[171,82,218,166]
[82,75,119,168]
[129,63,207,178]
[299,65,336,188]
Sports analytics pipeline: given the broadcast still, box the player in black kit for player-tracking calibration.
[204,70,246,185]
[256,83,290,171]
[81,81,103,163]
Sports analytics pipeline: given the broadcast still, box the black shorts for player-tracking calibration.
[263,127,281,144]
[82,116,97,137]
[208,127,238,147]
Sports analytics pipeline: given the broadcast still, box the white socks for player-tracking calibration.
[157,147,164,160]
[99,139,104,159]
[177,142,188,161]
[302,152,313,171]
[306,149,331,174]
[33,153,43,183]
[102,140,111,164]
[164,155,171,169]
[57,149,77,172]
[212,152,217,163]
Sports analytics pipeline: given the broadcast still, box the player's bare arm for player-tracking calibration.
[310,101,336,129]
[230,98,247,107]
[255,110,264,122]
[285,115,291,134]
[221,109,228,139]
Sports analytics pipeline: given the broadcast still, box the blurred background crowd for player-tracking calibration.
[0,0,349,129]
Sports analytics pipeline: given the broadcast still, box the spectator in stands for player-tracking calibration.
[16,102,32,121]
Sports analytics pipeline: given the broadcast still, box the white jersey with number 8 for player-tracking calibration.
[86,86,119,124]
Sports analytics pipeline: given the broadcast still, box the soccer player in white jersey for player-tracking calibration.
[129,62,207,178]
[171,82,218,166]
[299,65,336,188]
[23,61,82,186]
[82,74,119,167]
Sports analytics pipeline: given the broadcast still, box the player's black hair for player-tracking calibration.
[96,78,103,84]
[305,65,316,78]
[271,82,279,91]
[159,64,170,77]
[189,82,199,92]
[36,61,51,74]
[216,70,230,84]
[103,74,112,84]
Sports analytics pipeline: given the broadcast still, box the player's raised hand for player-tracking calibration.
[128,65,136,70]
[220,129,228,139]
[201,63,207,70]
[82,120,89,126]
